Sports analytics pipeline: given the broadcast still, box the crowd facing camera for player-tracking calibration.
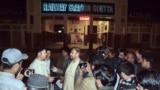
[79,63,87,69]
[20,68,35,77]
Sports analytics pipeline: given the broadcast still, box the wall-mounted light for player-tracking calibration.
[58,30,62,33]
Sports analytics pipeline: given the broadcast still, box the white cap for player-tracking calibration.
[1,48,28,65]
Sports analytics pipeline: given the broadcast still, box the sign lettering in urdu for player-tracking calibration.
[41,1,115,15]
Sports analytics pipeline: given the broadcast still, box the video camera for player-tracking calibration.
[79,63,87,69]
[20,68,35,77]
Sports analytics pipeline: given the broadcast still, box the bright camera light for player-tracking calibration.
[58,30,62,33]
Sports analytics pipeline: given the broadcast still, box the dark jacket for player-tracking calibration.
[50,58,57,77]
[117,77,136,90]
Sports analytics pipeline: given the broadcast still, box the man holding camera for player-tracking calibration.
[0,48,28,90]
[75,62,97,90]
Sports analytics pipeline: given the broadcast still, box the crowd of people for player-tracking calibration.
[0,46,160,90]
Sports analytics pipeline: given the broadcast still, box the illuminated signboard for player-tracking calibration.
[79,16,90,21]
[41,1,115,15]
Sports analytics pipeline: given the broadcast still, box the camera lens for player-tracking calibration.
[26,70,30,76]
[79,63,87,69]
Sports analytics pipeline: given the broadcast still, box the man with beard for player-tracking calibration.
[63,47,83,90]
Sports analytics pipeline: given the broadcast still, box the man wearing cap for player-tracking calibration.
[0,48,28,90]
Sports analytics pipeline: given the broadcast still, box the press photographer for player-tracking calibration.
[74,62,97,90]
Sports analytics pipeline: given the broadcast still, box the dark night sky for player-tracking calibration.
[128,0,160,12]
[0,0,160,22]
[128,0,160,22]
[0,0,26,20]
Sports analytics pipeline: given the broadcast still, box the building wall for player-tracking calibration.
[26,0,128,48]
[0,0,160,50]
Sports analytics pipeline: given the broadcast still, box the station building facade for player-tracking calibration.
[26,0,128,50]
[0,0,159,51]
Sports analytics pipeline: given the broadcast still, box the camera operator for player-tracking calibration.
[74,62,97,90]
[97,46,110,59]
[93,65,115,90]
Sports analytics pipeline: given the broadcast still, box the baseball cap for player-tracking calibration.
[1,48,28,65]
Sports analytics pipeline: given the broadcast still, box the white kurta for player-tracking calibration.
[63,60,80,90]
[30,59,48,77]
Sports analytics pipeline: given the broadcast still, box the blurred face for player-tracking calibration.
[126,53,135,64]
[141,59,150,69]
[108,52,114,58]
[81,68,87,73]
[118,52,125,60]
[104,50,110,57]
[46,50,51,59]
[39,49,47,60]
[18,61,22,72]
[135,51,143,63]
[62,50,68,58]
[13,61,22,74]
[70,49,78,60]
